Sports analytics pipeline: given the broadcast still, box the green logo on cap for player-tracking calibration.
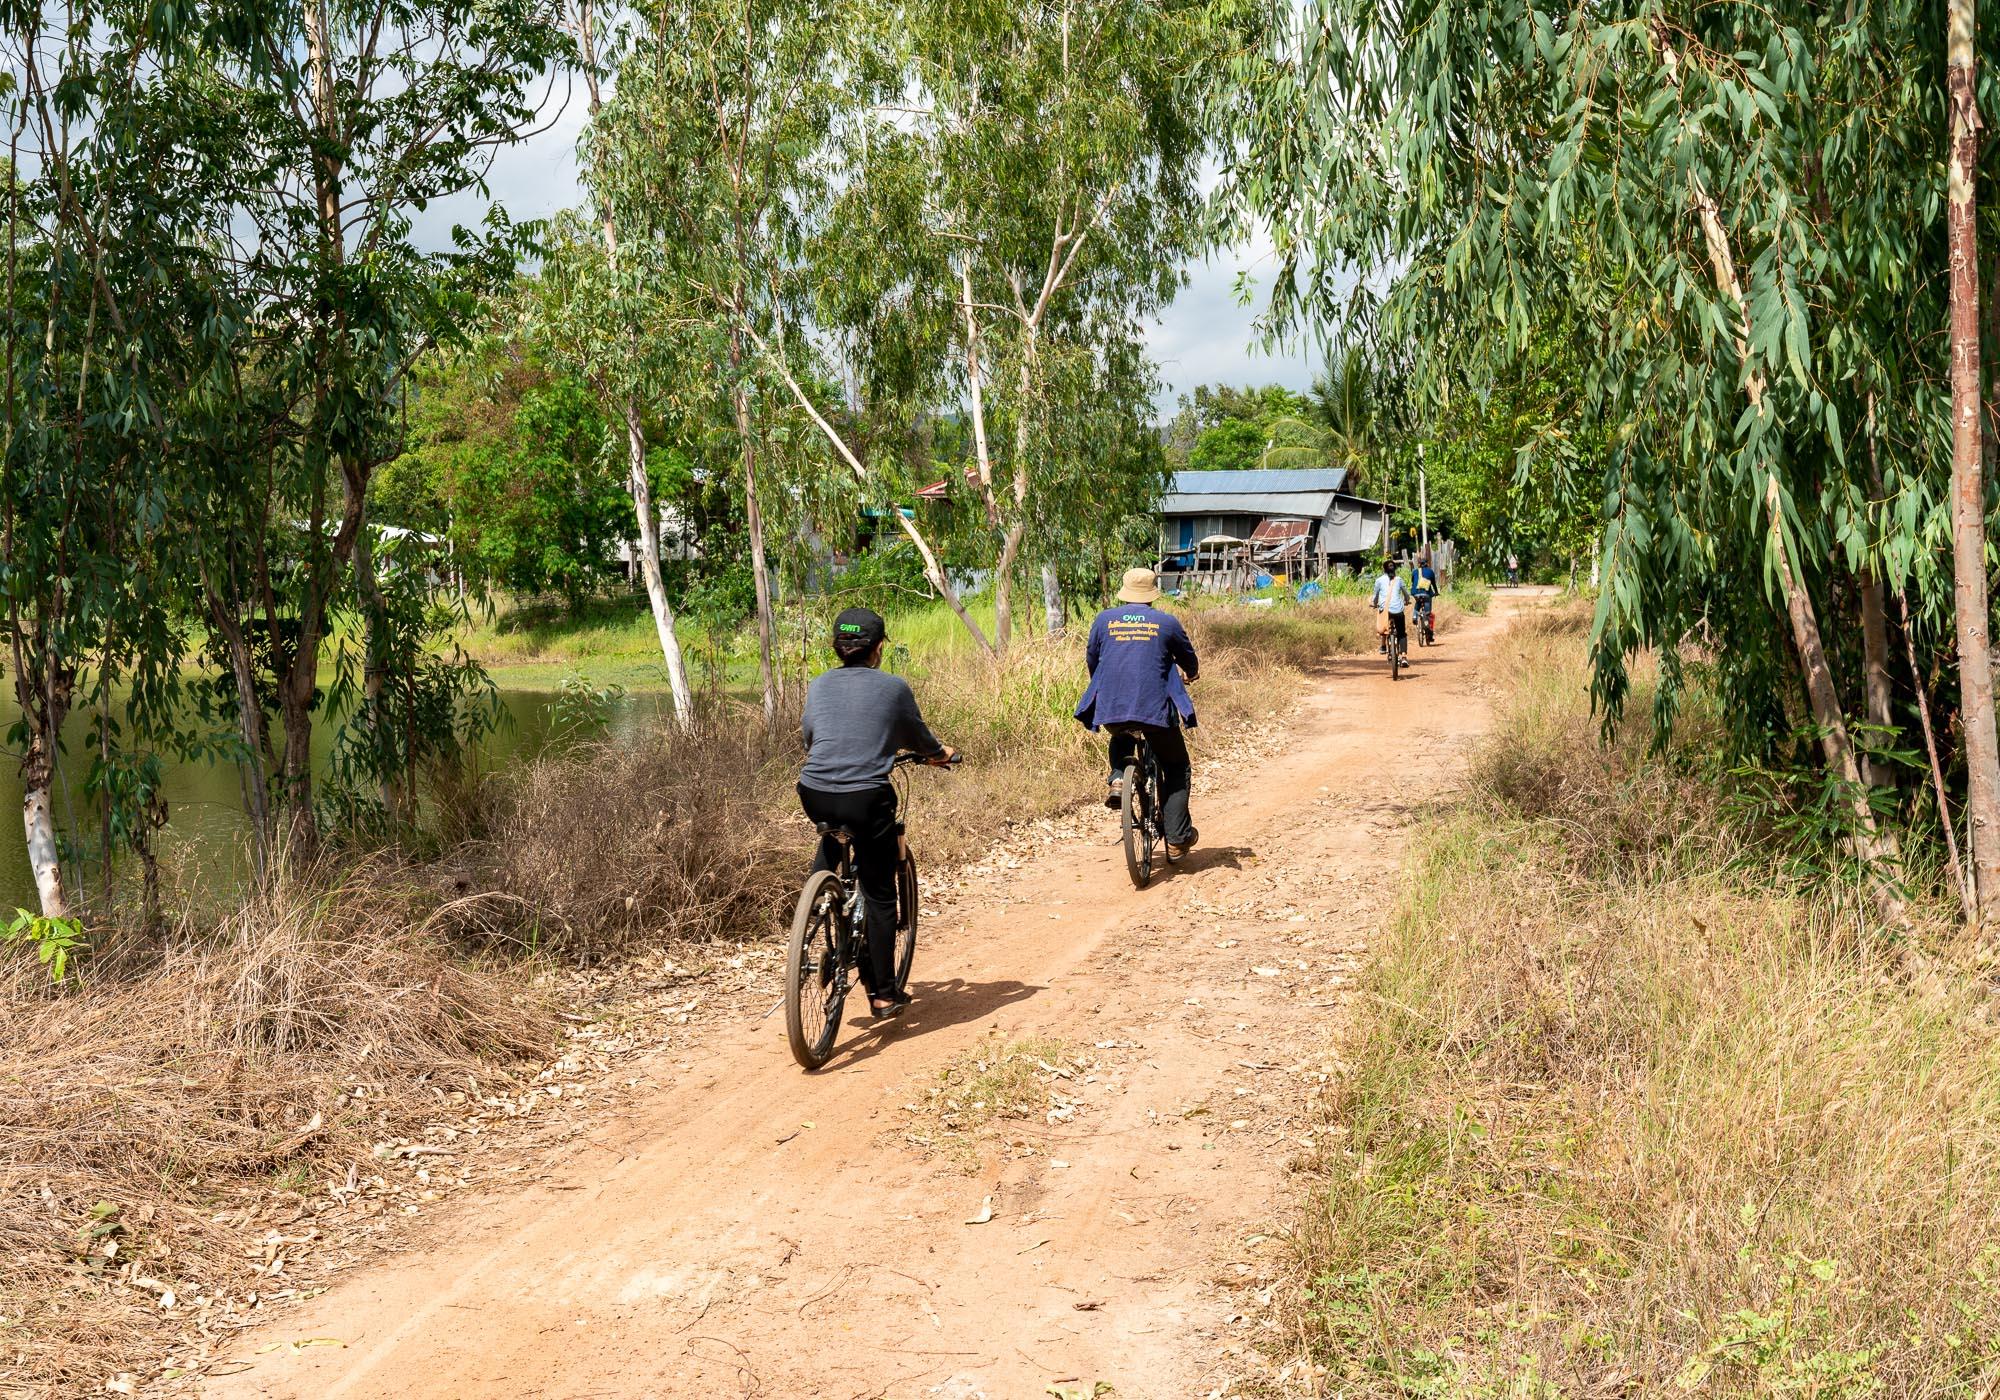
[838,622,862,633]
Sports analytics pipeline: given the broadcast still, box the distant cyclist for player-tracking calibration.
[799,607,956,1020]
[1074,568,1200,857]
[1372,555,1409,656]
[1411,551,1439,638]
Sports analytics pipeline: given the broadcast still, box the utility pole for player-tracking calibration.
[1417,445,1429,557]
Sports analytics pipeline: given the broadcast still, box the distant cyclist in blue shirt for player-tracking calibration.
[1410,550,1439,638]
[1074,568,1200,855]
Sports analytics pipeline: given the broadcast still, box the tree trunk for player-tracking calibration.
[734,374,778,725]
[1859,566,1894,790]
[209,598,272,877]
[993,538,1018,654]
[623,406,694,728]
[577,4,696,729]
[744,317,998,656]
[20,735,65,919]
[350,495,405,823]
[1042,563,1065,637]
[1947,0,2000,934]
[276,659,319,850]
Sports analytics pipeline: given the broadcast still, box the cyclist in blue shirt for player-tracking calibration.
[1410,551,1439,638]
[1074,568,1200,855]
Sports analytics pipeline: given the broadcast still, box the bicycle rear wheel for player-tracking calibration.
[1120,762,1153,888]
[894,850,919,988]
[785,869,847,1070]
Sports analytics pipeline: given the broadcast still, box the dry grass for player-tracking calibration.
[899,1034,1081,1172]
[0,596,1367,1395]
[1289,607,2000,1396]
[0,858,553,1394]
[452,713,800,958]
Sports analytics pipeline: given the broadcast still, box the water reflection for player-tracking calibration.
[0,687,679,915]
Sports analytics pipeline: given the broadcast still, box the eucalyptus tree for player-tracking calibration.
[193,0,568,843]
[584,0,865,724]
[824,0,1250,657]
[1226,2,2000,932]
[537,0,694,729]
[1945,0,1999,924]
[0,2,239,915]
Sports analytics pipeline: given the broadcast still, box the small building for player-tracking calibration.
[1156,469,1389,581]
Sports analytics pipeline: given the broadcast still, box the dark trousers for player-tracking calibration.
[1381,611,1407,649]
[797,783,901,997]
[1108,722,1194,845]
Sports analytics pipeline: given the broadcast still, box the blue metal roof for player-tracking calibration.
[1168,468,1348,495]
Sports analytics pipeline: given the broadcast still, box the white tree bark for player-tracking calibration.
[579,1,696,728]
[1041,563,1065,637]
[742,318,998,655]
[23,781,65,918]
[625,408,694,728]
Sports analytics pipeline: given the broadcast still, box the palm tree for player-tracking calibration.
[1311,345,1379,480]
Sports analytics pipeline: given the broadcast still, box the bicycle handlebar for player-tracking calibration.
[893,750,963,769]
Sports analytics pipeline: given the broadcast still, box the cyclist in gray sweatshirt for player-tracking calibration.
[799,607,956,1019]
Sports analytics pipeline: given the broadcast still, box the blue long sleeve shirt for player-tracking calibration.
[1073,603,1199,731]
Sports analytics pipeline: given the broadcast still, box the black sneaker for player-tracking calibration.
[870,989,911,1021]
[1103,777,1124,810]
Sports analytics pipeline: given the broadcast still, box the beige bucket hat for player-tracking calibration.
[1115,567,1162,604]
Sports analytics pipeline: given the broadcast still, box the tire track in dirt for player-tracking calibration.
[201,597,1527,1400]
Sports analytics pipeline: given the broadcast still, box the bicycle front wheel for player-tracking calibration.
[786,869,847,1070]
[894,850,919,988]
[1120,762,1152,888]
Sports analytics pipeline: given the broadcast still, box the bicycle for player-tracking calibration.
[1387,613,1407,680]
[1415,594,1435,647]
[1110,725,1181,889]
[785,752,958,1071]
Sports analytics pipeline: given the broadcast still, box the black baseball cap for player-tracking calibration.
[832,606,887,650]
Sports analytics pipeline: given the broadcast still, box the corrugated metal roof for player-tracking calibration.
[1248,518,1312,543]
[1169,468,1348,495]
[1160,490,1338,516]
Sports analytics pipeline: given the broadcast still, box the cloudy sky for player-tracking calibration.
[426,83,1322,421]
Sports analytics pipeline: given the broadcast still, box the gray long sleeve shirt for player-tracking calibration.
[799,664,944,792]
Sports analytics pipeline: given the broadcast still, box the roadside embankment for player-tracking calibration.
[1286,605,2000,1394]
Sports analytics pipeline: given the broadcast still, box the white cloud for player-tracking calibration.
[1142,247,1321,416]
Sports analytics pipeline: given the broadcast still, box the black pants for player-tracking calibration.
[797,783,901,998]
[1108,722,1194,845]
[1381,611,1407,648]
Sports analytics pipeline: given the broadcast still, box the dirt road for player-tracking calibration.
[204,597,1523,1400]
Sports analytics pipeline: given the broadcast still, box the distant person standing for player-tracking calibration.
[1506,551,1520,587]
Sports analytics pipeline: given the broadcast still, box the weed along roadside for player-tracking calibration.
[0,594,1412,1397]
[1286,604,2000,1394]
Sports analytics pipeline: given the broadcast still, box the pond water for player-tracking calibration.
[0,685,680,916]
